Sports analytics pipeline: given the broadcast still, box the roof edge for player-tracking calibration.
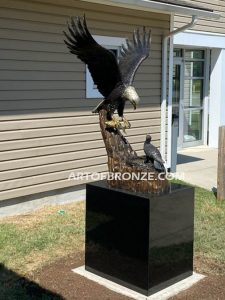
[151,0,213,13]
[80,0,220,19]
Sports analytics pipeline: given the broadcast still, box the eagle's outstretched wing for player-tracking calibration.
[119,28,151,85]
[64,16,121,98]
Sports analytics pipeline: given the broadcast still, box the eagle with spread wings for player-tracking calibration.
[64,16,151,129]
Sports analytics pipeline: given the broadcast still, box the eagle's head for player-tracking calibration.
[121,86,140,110]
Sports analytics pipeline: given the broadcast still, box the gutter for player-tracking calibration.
[80,0,220,19]
[160,15,198,167]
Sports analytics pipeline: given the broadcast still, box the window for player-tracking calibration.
[86,35,126,98]
[173,49,182,57]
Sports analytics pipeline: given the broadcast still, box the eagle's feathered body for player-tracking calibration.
[63,16,151,125]
[92,84,126,117]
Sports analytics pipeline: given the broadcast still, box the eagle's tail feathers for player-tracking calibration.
[154,160,166,173]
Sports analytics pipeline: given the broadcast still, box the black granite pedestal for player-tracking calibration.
[85,181,194,296]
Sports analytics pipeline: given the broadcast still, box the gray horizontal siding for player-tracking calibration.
[174,0,225,34]
[0,0,170,201]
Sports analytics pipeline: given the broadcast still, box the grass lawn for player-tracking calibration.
[194,187,225,270]
[0,185,225,295]
[0,201,85,277]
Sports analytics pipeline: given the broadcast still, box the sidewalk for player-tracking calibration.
[175,147,218,191]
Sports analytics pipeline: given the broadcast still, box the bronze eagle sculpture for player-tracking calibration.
[64,16,151,129]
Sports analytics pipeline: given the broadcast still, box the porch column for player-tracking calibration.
[209,48,225,148]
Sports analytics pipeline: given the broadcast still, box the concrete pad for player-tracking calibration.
[176,147,218,191]
[0,186,85,218]
[73,266,205,300]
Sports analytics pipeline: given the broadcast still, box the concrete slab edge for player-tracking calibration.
[72,266,205,300]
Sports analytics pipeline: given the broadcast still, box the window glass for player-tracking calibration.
[183,110,202,142]
[173,64,181,106]
[183,79,203,107]
[185,61,204,77]
[174,49,182,57]
[185,50,204,60]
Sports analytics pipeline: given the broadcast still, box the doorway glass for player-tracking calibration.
[183,78,203,107]
[173,49,205,147]
[183,110,202,143]
[173,64,181,110]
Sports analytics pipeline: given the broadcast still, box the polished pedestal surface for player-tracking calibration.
[85,181,194,296]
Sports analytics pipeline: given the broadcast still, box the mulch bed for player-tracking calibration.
[34,253,131,300]
[31,254,225,300]
[171,276,225,300]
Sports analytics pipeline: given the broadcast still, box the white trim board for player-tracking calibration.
[187,29,225,38]
[174,30,225,49]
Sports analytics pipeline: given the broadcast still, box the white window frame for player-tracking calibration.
[86,35,126,98]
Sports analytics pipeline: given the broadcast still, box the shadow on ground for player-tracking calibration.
[0,263,63,300]
[177,154,204,165]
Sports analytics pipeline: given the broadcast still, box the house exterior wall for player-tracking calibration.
[174,1,225,149]
[0,0,170,201]
[208,48,225,147]
[174,0,224,34]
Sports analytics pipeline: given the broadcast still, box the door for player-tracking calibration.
[182,50,205,147]
[173,49,205,148]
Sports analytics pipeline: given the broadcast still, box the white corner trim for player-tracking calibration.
[161,13,176,167]
[166,35,174,168]
[203,49,210,146]
[208,48,225,148]
[174,30,225,49]
[86,35,126,98]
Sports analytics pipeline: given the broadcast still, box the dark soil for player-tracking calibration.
[170,276,225,300]
[33,253,131,300]
[31,254,225,300]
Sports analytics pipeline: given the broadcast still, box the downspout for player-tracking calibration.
[161,15,198,169]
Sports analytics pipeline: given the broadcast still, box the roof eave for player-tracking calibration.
[140,0,220,19]
[80,0,220,19]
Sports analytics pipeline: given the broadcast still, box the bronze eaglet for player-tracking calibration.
[144,134,166,173]
[63,16,151,130]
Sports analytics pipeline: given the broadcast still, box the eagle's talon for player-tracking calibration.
[105,116,131,131]
[105,116,121,129]
[122,117,131,129]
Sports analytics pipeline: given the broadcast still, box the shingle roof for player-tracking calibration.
[151,0,213,12]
